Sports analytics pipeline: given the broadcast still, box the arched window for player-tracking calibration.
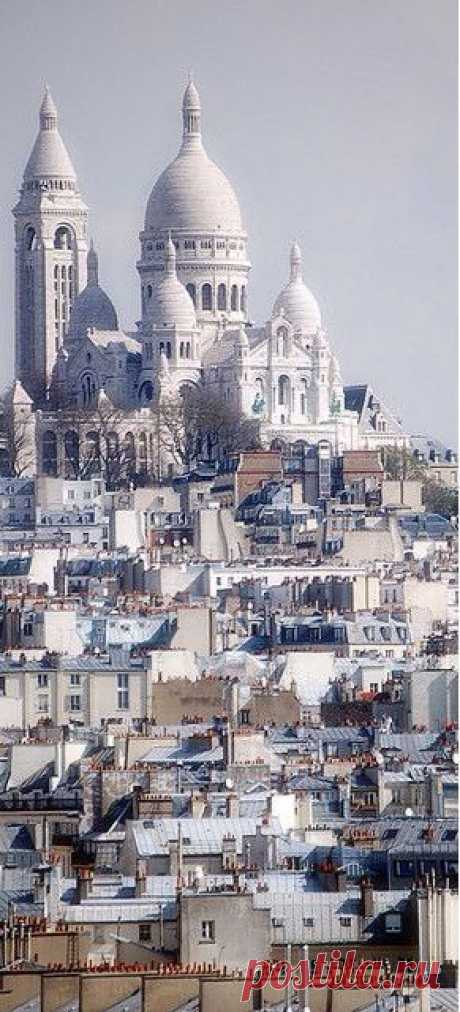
[81,373,97,406]
[201,283,212,311]
[278,375,289,407]
[277,326,288,357]
[54,226,73,250]
[64,430,79,478]
[106,431,119,459]
[300,378,308,416]
[139,381,154,404]
[42,430,57,476]
[292,440,307,460]
[166,342,171,358]
[84,431,100,476]
[241,285,247,313]
[24,226,37,252]
[186,342,191,359]
[138,432,148,474]
[180,342,184,358]
[271,438,288,452]
[146,284,153,300]
[230,285,239,311]
[252,377,265,416]
[123,432,136,476]
[186,283,196,307]
[217,283,227,310]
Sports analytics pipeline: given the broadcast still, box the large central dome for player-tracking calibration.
[145,81,243,234]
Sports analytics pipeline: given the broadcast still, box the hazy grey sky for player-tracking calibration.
[0,0,457,444]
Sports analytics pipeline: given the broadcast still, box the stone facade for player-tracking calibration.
[12,81,409,478]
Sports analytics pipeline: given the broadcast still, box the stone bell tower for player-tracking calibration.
[13,86,88,402]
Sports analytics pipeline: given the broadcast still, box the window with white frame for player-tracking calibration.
[117,672,129,709]
[201,920,215,941]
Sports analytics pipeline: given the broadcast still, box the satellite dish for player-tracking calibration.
[225,778,234,789]
[452,753,459,766]
[404,807,414,817]
[374,751,385,766]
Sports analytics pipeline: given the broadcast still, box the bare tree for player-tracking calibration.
[154,387,260,470]
[381,446,458,518]
[58,397,141,488]
[381,445,427,481]
[0,385,35,477]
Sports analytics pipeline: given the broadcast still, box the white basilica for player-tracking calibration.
[11,80,408,477]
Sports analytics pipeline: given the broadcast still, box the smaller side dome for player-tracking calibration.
[272,242,322,336]
[68,241,118,338]
[150,236,197,330]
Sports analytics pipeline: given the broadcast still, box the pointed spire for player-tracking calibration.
[290,241,302,282]
[87,239,99,287]
[23,86,77,183]
[182,75,201,142]
[165,231,177,277]
[40,85,58,131]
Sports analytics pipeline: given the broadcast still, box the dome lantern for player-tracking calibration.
[87,240,99,287]
[290,240,302,282]
[182,75,201,142]
[40,85,58,131]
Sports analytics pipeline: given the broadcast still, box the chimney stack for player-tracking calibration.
[135,859,147,898]
[361,876,374,919]
[76,867,93,904]
[226,792,239,819]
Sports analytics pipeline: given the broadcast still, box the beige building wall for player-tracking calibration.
[171,606,216,654]
[402,577,449,624]
[148,649,200,683]
[339,518,404,565]
[111,508,145,552]
[180,892,271,970]
[352,573,380,610]
[40,610,82,655]
[381,480,423,507]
